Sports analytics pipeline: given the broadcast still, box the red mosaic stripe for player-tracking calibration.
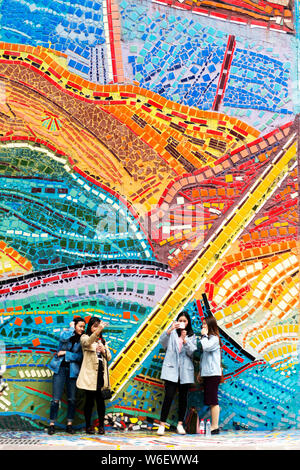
[106,0,118,82]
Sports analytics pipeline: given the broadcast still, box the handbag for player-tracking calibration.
[220,344,225,384]
[100,350,112,400]
[101,387,112,400]
[185,407,199,434]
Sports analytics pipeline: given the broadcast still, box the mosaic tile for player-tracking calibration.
[151,0,295,33]
[0,429,300,450]
[0,0,298,435]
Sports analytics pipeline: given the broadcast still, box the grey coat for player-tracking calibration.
[200,335,222,377]
[159,330,197,384]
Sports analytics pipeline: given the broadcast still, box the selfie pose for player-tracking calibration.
[76,316,111,435]
[157,311,197,436]
[197,316,222,434]
[48,317,86,435]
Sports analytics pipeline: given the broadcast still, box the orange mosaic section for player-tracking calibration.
[195,234,298,342]
[148,120,295,270]
[190,234,298,362]
[105,100,259,172]
[0,42,259,214]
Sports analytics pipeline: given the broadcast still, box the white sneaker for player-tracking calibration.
[157,425,165,436]
[176,424,186,435]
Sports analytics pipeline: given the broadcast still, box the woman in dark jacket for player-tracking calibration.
[48,317,86,435]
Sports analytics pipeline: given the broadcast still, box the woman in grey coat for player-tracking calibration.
[196,315,222,434]
[157,311,197,436]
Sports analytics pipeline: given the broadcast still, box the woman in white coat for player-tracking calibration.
[157,311,197,436]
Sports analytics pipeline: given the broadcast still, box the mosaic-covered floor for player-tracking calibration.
[0,429,299,450]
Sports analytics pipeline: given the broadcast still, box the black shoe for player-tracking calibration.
[211,428,220,435]
[66,424,75,434]
[86,426,95,434]
[98,426,105,435]
[48,425,55,435]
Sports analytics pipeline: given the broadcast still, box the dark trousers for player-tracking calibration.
[84,390,105,428]
[160,380,189,423]
[84,363,105,428]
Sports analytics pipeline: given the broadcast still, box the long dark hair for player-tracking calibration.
[204,315,221,345]
[86,316,105,344]
[176,311,194,337]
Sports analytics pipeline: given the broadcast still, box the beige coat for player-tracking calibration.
[76,330,111,391]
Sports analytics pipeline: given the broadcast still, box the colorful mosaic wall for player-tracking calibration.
[0,0,298,432]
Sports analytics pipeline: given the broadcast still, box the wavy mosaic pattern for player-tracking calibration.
[151,0,295,33]
[0,144,154,267]
[0,0,298,432]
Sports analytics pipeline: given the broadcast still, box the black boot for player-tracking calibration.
[86,426,95,434]
[211,428,220,435]
[48,425,55,435]
[66,424,75,434]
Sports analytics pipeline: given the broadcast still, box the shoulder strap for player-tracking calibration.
[104,350,110,388]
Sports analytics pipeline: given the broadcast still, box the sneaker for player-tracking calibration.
[98,426,105,435]
[157,425,165,436]
[176,424,186,435]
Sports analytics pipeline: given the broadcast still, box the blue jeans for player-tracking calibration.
[50,364,77,422]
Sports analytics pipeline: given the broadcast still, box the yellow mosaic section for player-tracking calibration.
[109,138,297,395]
[0,240,32,277]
